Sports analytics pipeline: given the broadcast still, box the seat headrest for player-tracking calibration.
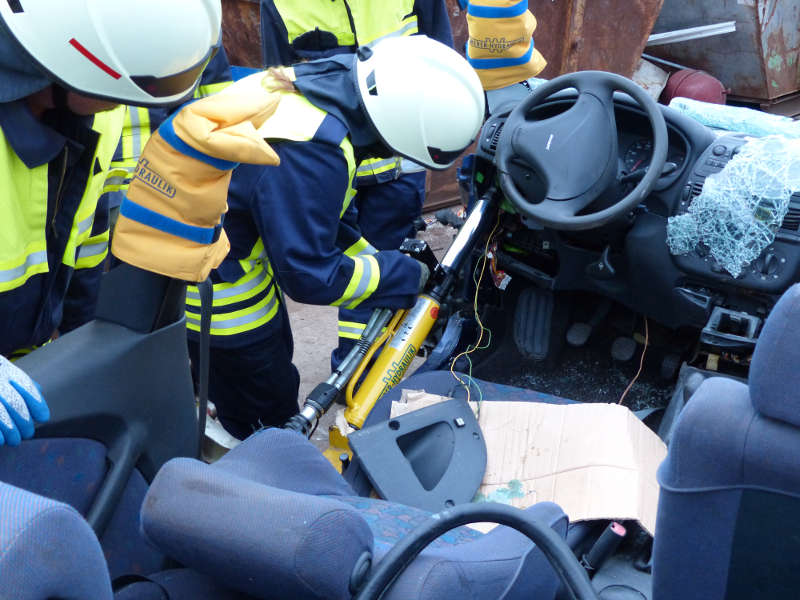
[0,481,113,600]
[749,284,800,426]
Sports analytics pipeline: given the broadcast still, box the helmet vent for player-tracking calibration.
[366,71,378,96]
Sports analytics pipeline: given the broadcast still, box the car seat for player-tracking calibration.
[652,283,800,599]
[140,427,570,600]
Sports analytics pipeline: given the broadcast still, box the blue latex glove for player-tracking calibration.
[0,356,50,446]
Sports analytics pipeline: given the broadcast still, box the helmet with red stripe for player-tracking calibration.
[0,0,222,107]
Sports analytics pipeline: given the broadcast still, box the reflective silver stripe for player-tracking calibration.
[367,20,418,46]
[77,213,94,236]
[357,244,377,256]
[77,242,108,261]
[356,157,398,176]
[129,107,143,159]
[186,266,270,302]
[338,324,365,337]
[0,251,48,283]
[103,175,133,188]
[349,256,375,304]
[186,286,279,330]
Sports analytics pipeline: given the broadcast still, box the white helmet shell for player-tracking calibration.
[355,35,485,170]
[0,0,222,107]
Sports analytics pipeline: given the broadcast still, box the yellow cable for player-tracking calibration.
[619,317,649,406]
[345,309,406,405]
[450,216,501,410]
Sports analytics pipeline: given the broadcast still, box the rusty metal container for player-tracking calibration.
[648,0,800,104]
[528,0,665,78]
[221,0,261,68]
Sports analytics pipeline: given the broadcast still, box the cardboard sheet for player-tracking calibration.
[391,391,666,535]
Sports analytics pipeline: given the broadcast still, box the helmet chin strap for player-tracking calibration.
[354,140,393,165]
[51,85,69,111]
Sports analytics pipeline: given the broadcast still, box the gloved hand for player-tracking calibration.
[112,71,281,282]
[417,260,431,293]
[0,356,49,446]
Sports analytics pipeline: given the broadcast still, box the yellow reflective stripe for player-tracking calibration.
[356,156,400,178]
[102,168,134,193]
[365,17,419,45]
[195,80,232,98]
[0,244,48,292]
[186,283,279,335]
[186,265,272,308]
[346,254,380,309]
[62,213,98,268]
[75,228,110,269]
[344,237,377,258]
[331,255,365,307]
[338,320,366,340]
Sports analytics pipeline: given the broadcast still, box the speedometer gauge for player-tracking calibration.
[624,139,653,172]
[623,138,686,174]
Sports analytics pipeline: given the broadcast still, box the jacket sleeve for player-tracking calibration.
[243,141,422,310]
[415,0,454,48]
[60,195,110,333]
[260,0,297,67]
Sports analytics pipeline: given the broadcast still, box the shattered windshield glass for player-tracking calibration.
[667,136,800,277]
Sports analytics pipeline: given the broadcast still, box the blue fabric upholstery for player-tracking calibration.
[0,480,113,599]
[114,569,256,599]
[653,284,800,600]
[748,284,800,426]
[0,438,107,514]
[100,467,166,579]
[142,428,568,600]
[0,437,166,580]
[141,432,374,600]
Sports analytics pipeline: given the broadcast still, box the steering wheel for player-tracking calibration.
[496,71,668,231]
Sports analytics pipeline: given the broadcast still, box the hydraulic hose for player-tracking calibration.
[354,502,598,600]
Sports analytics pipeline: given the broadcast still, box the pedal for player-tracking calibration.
[566,322,592,347]
[566,298,612,348]
[513,287,554,361]
[611,336,637,362]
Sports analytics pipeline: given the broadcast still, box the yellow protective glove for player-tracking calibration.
[112,73,281,282]
[466,1,547,90]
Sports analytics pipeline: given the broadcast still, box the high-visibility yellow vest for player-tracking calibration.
[273,0,418,49]
[0,106,125,293]
[272,0,421,184]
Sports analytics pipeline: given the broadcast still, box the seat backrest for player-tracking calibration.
[0,480,113,600]
[141,428,568,600]
[653,284,800,599]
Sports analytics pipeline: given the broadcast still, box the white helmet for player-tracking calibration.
[355,35,485,170]
[0,0,222,107]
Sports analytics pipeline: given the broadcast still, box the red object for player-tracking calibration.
[430,306,439,319]
[69,38,122,79]
[660,69,727,105]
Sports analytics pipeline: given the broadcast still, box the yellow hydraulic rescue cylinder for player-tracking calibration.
[344,294,441,428]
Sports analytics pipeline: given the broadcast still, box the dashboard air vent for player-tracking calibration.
[489,122,505,152]
[780,194,800,232]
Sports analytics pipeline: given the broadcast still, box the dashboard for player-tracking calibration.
[477,94,800,331]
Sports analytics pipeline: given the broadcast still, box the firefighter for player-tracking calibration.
[0,0,223,445]
[115,36,485,439]
[260,0,455,367]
